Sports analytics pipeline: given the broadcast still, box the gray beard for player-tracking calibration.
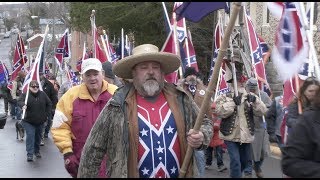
[142,80,162,97]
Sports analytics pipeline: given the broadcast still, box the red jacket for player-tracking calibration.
[209,115,224,147]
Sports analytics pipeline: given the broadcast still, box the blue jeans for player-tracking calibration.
[205,145,225,167]
[224,141,252,178]
[22,121,43,156]
[194,150,205,178]
[244,159,264,175]
[10,102,22,120]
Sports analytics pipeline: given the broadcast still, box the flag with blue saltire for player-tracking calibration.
[102,34,119,64]
[8,34,28,90]
[0,60,9,86]
[90,16,107,63]
[182,36,198,72]
[66,65,80,86]
[55,29,70,72]
[271,2,308,81]
[161,30,179,84]
[245,11,272,96]
[209,15,230,98]
[174,2,230,22]
[21,25,49,93]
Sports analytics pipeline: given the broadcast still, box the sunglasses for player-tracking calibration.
[30,86,39,88]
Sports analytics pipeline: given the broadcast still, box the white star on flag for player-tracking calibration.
[170,166,177,174]
[156,145,164,154]
[140,128,148,136]
[142,167,149,175]
[166,126,174,134]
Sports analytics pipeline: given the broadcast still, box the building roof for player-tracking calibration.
[27,33,44,42]
[39,18,64,25]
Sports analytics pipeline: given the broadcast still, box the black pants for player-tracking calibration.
[205,146,225,167]
[3,97,8,113]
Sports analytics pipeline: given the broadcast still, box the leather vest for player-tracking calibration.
[220,103,255,136]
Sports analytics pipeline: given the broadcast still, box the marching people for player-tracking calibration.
[51,58,118,178]
[58,71,81,99]
[102,61,123,87]
[281,81,320,178]
[215,47,268,178]
[39,72,58,145]
[205,102,227,172]
[18,80,52,162]
[77,44,213,178]
[286,76,320,130]
[177,66,211,177]
[243,77,272,178]
[266,94,285,149]
[10,71,26,120]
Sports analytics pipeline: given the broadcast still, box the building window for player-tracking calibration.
[263,3,269,26]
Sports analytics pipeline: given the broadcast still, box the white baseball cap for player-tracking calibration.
[81,58,103,74]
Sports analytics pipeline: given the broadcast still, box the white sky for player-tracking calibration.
[0,2,26,5]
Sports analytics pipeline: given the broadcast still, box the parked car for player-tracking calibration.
[4,31,10,38]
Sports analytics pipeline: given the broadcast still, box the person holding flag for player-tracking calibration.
[10,71,26,120]
[215,47,268,178]
[17,80,52,162]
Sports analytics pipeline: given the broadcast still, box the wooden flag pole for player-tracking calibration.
[178,2,242,178]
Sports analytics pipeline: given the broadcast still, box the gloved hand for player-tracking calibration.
[247,94,256,103]
[64,152,79,178]
[233,94,242,105]
[269,134,278,143]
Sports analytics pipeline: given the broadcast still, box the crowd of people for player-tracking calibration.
[1,42,320,178]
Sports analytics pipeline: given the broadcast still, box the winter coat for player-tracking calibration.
[266,95,284,137]
[209,117,224,147]
[215,86,267,143]
[51,80,117,177]
[281,107,320,178]
[77,82,213,178]
[250,91,272,161]
[18,90,52,125]
[41,78,58,109]
[178,78,212,118]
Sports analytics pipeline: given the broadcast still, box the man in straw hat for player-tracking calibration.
[51,58,118,178]
[78,44,213,178]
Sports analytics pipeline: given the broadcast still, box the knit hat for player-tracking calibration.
[246,77,258,90]
[184,67,199,78]
[102,61,115,79]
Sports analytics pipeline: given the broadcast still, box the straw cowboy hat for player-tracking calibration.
[112,44,181,79]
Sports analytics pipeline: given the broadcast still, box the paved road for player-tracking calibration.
[203,151,283,178]
[0,99,71,178]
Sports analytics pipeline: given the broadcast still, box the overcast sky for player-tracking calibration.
[0,2,25,5]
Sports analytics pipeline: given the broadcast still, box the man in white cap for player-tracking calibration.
[51,58,118,178]
[78,44,213,178]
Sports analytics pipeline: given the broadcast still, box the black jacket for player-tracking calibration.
[18,91,52,125]
[281,107,320,178]
[42,78,58,109]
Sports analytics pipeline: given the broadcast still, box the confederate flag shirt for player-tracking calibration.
[137,92,181,178]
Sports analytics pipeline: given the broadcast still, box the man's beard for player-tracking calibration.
[134,77,164,97]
